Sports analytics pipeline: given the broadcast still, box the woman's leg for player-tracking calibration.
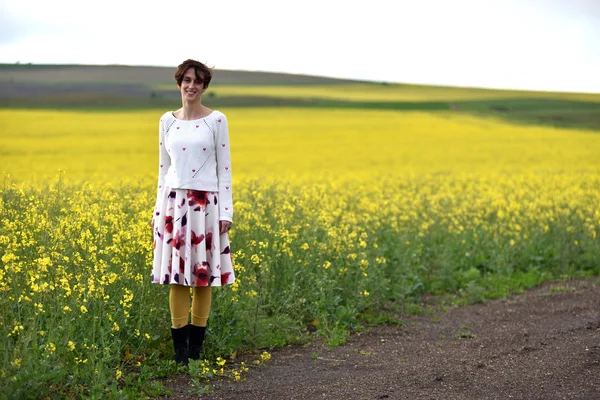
[169,284,190,365]
[169,284,190,328]
[189,286,212,360]
[191,286,212,327]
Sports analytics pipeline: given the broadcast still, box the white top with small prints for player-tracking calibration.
[153,110,233,222]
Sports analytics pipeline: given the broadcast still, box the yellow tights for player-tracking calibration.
[169,285,212,328]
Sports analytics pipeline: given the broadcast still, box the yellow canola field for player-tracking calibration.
[154,84,600,103]
[1,107,599,396]
[1,108,599,184]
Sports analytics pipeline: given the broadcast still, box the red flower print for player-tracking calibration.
[187,190,207,211]
[220,246,230,255]
[221,272,232,285]
[192,262,209,286]
[172,230,185,250]
[191,230,204,246]
[205,232,213,251]
[165,216,174,234]
[179,257,185,273]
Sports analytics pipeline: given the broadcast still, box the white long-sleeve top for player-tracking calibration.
[153,110,233,222]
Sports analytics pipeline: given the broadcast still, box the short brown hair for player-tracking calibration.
[174,59,212,88]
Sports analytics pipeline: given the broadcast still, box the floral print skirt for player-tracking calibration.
[152,187,235,287]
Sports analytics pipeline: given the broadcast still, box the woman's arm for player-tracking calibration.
[215,112,233,228]
[152,116,171,226]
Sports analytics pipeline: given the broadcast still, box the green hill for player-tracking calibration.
[0,63,599,130]
[0,64,362,86]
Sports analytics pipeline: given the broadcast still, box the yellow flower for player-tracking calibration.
[45,342,56,355]
[240,362,249,373]
[80,305,88,313]
[1,252,17,263]
[68,341,75,351]
[260,351,271,362]
[9,322,24,337]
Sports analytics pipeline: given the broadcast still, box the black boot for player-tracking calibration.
[188,324,206,361]
[171,325,189,365]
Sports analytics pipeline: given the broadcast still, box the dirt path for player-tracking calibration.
[163,278,600,399]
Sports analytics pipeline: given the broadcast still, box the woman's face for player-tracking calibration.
[179,68,205,102]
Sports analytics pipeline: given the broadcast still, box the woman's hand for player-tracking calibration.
[219,220,232,235]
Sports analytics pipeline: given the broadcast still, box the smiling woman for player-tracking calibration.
[174,60,213,103]
[151,59,236,366]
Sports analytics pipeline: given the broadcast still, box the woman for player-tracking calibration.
[151,59,235,365]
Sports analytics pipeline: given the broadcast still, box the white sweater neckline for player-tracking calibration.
[170,110,216,122]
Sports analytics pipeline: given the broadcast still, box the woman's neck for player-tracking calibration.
[176,102,210,120]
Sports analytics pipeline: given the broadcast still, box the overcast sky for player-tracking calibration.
[1,0,599,92]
